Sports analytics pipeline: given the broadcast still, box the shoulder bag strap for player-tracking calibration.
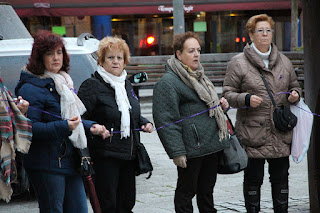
[258,69,277,107]
[224,112,235,133]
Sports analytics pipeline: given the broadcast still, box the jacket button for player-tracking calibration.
[260,122,264,126]
[50,88,53,92]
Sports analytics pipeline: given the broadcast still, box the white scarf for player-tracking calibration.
[251,43,272,69]
[45,71,87,149]
[97,65,132,138]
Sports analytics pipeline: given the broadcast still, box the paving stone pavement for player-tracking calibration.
[0,88,310,212]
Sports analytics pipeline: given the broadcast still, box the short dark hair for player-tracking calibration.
[27,30,70,75]
[173,31,201,58]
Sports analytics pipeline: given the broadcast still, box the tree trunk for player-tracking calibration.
[303,0,320,212]
[291,0,298,50]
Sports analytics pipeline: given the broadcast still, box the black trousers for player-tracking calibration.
[93,158,136,213]
[243,157,290,212]
[174,152,219,213]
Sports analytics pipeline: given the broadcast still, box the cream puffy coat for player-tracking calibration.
[222,43,301,158]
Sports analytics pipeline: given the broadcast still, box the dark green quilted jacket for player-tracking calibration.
[152,65,229,159]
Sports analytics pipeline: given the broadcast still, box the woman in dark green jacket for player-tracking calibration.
[152,31,230,213]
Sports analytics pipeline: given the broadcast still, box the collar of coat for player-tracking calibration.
[244,42,279,71]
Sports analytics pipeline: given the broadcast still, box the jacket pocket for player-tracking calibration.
[275,128,293,145]
[237,118,267,148]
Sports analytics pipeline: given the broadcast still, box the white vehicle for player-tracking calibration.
[0,33,99,94]
[0,3,31,39]
[0,33,99,199]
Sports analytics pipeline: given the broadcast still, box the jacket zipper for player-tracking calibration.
[58,140,67,168]
[191,124,200,148]
[130,129,134,160]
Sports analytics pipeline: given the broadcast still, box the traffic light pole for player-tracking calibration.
[173,0,185,34]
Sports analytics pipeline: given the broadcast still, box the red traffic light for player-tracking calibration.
[146,36,155,45]
[235,37,240,43]
[242,37,246,43]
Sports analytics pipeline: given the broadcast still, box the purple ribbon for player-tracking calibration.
[3,90,319,134]
[155,105,219,131]
[71,88,78,94]
[131,89,138,101]
[294,104,320,117]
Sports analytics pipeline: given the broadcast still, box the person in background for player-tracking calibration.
[222,14,301,213]
[15,30,110,213]
[152,31,230,213]
[0,78,31,202]
[77,36,153,213]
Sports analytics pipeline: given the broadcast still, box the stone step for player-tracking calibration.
[141,102,152,117]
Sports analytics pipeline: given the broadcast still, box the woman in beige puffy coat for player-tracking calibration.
[222,14,301,213]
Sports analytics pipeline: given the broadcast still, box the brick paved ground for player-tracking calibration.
[0,89,310,213]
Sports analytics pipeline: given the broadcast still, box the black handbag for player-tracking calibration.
[218,112,248,174]
[76,148,95,177]
[258,69,297,132]
[135,141,153,179]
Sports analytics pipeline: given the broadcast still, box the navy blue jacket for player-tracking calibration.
[15,71,95,175]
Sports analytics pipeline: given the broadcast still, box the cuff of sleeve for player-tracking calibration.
[245,94,252,107]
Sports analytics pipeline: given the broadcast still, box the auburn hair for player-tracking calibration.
[27,30,70,75]
[173,31,201,58]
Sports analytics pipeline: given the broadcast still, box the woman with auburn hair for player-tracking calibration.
[77,36,153,213]
[223,14,301,213]
[153,31,230,212]
[15,30,110,213]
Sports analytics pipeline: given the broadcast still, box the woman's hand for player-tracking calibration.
[250,95,263,108]
[90,124,110,140]
[15,96,29,115]
[173,155,187,168]
[141,123,153,133]
[288,90,299,103]
[67,116,80,131]
[219,97,229,111]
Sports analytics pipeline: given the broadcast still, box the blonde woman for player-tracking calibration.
[78,36,153,213]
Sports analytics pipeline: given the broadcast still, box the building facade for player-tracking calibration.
[8,0,303,56]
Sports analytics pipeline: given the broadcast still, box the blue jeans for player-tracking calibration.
[27,170,88,213]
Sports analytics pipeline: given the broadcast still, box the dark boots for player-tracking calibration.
[271,184,288,213]
[243,185,261,213]
[243,184,288,213]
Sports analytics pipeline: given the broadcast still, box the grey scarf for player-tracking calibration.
[167,55,227,141]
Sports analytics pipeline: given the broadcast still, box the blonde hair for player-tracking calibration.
[97,36,130,65]
[246,14,275,33]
